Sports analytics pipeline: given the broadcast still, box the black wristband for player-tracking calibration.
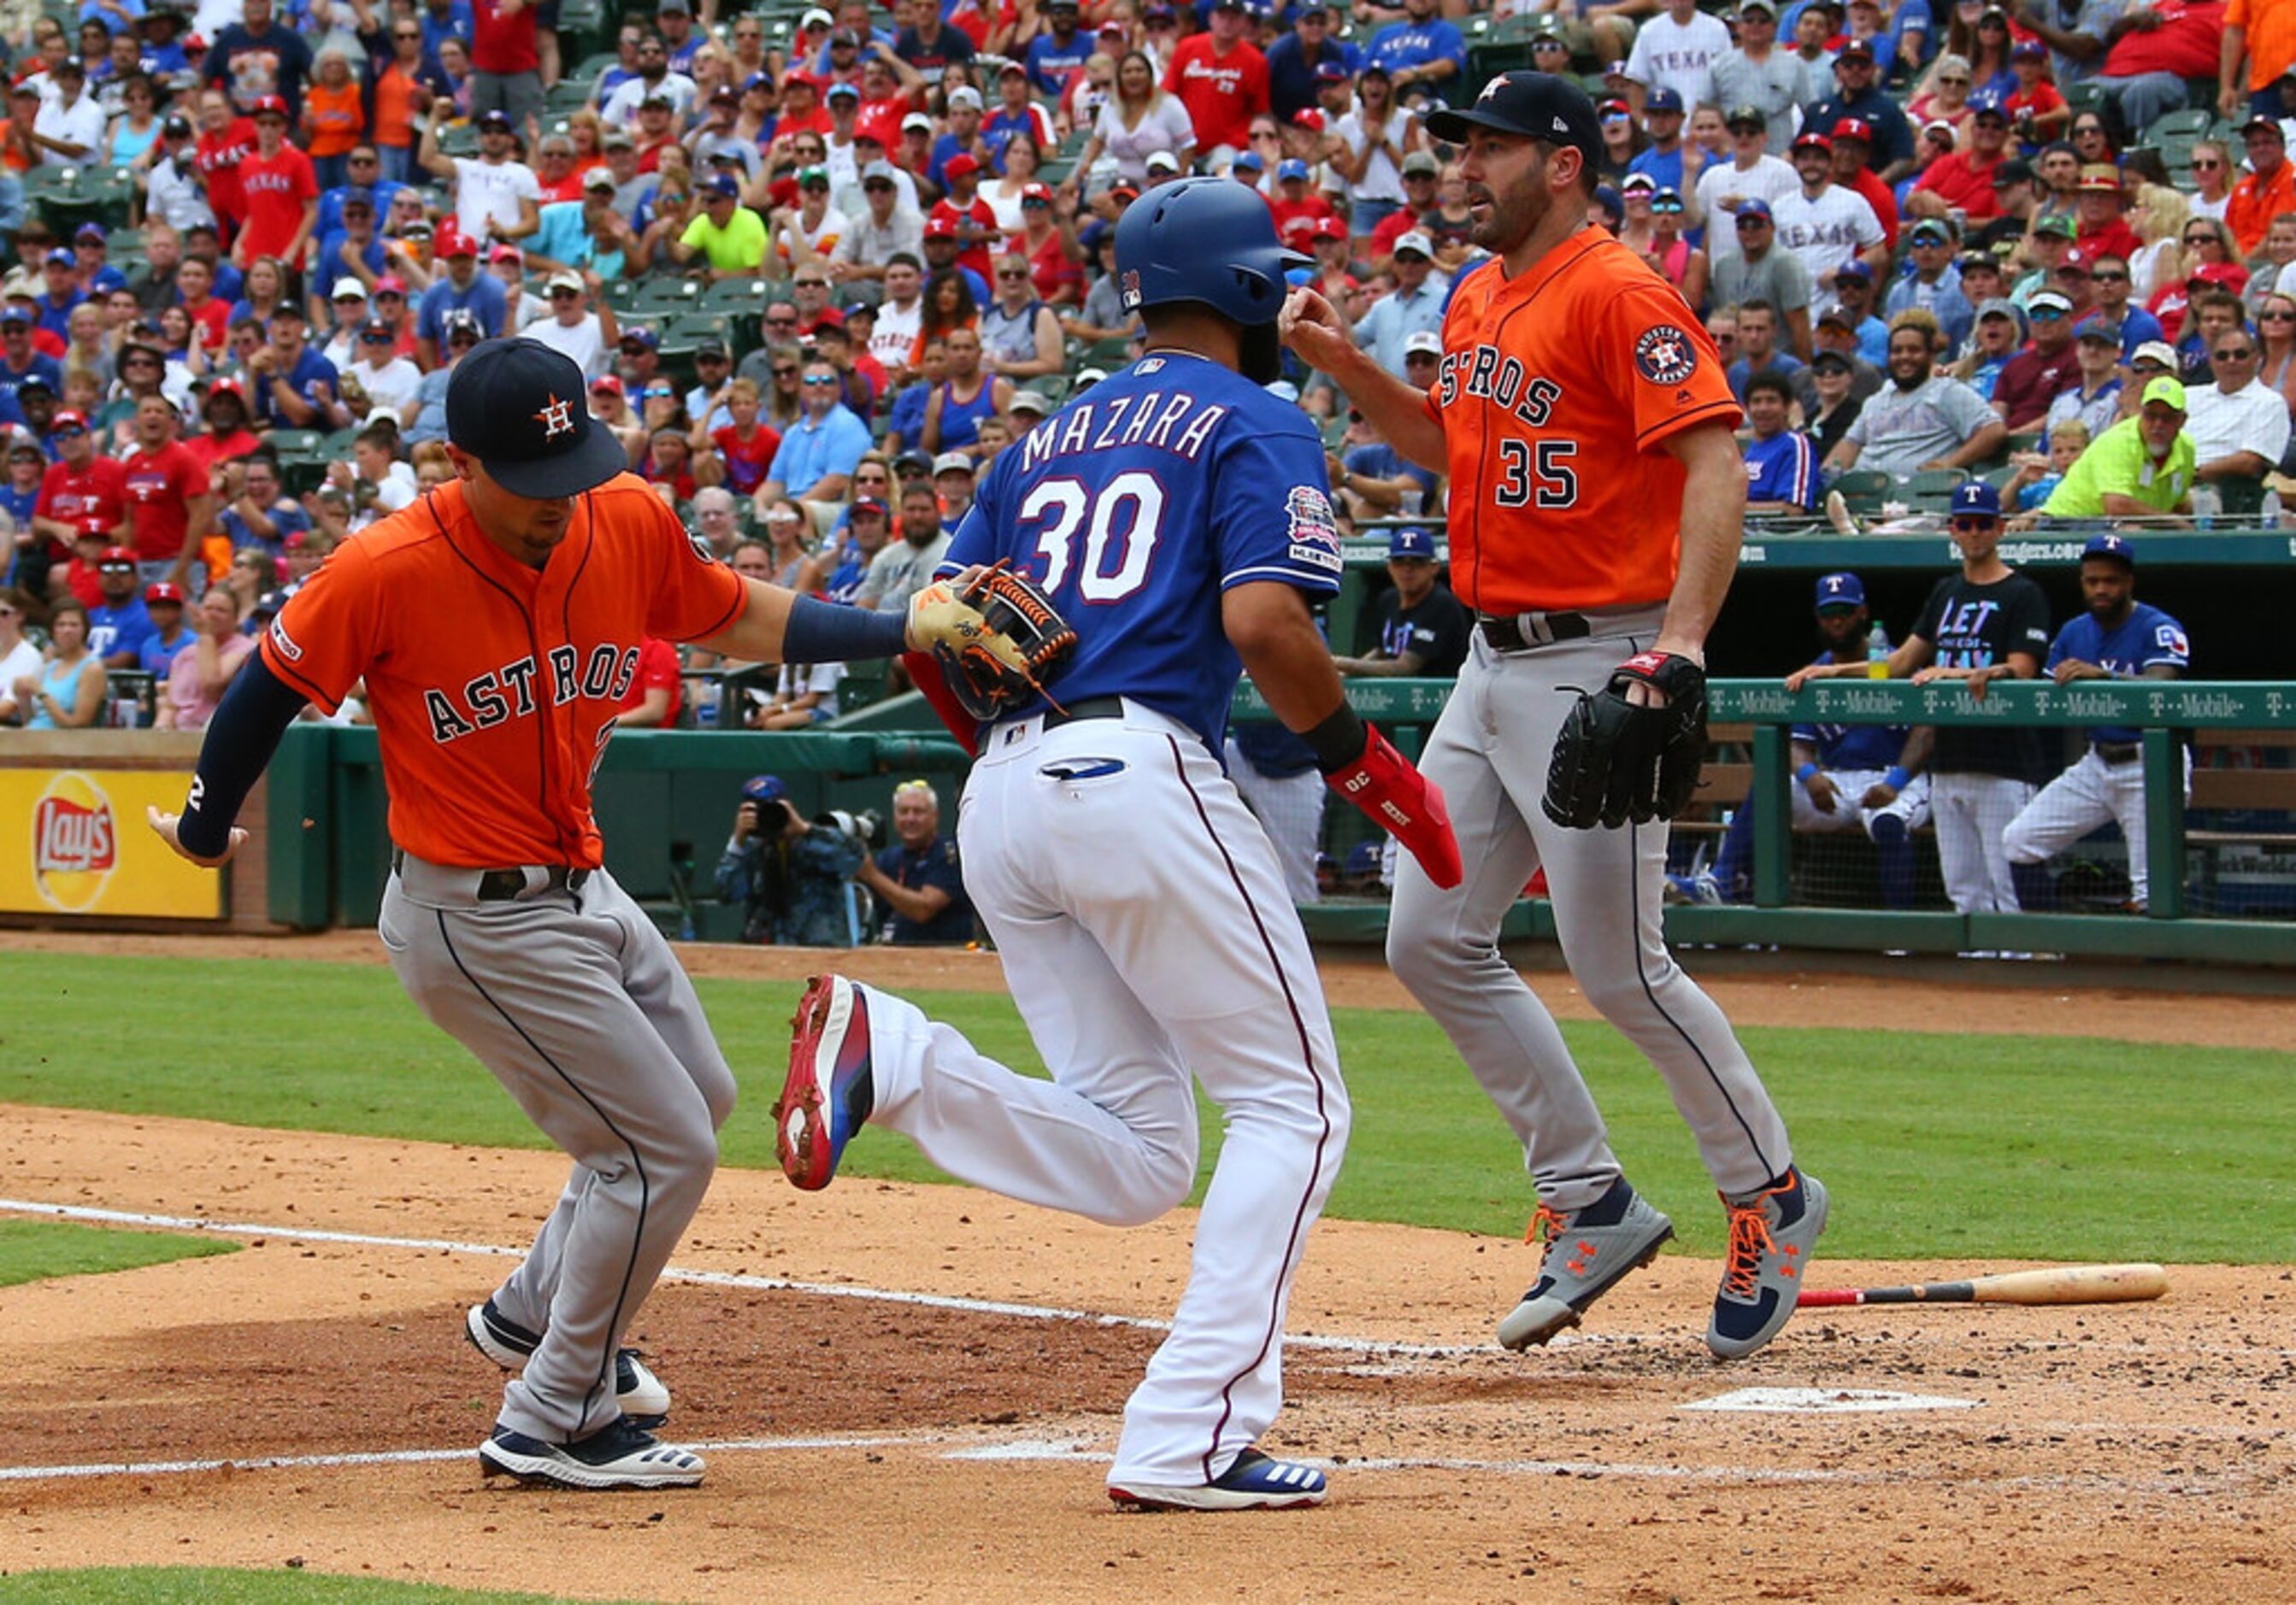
[780,592,910,665]
[1301,703,1369,774]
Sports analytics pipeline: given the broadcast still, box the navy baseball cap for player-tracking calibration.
[1736,197,1774,220]
[444,338,629,499]
[1387,526,1436,560]
[2082,533,2136,567]
[1814,572,1865,609]
[1645,86,1685,115]
[1425,71,1601,171]
[741,774,787,802]
[1950,480,2002,520]
[1343,840,1383,878]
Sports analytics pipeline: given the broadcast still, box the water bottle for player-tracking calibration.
[1867,620,1889,679]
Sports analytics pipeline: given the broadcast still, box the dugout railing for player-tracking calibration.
[1227,677,2296,967]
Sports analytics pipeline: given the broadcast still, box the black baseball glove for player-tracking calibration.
[916,565,1079,722]
[1541,650,1708,830]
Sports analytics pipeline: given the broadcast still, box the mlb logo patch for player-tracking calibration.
[1121,268,1142,309]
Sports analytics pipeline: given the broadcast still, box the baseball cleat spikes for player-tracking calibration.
[478,1418,704,1490]
[776,973,876,1191]
[464,1298,672,1425]
[1109,1449,1328,1511]
[1497,1178,1675,1351]
[1707,1166,1828,1361]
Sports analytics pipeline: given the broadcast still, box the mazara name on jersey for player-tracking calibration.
[1434,344,1563,425]
[276,613,647,744]
[1014,385,1234,474]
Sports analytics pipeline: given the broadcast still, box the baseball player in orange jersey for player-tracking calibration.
[1283,70,1826,1360]
[147,338,1029,1490]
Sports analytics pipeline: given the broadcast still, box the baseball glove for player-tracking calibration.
[1541,650,1709,830]
[910,565,1078,722]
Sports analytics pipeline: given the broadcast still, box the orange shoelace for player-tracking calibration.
[1525,1203,1569,1253]
[1722,1202,1781,1300]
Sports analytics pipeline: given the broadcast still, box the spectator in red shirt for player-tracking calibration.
[1268,156,1338,250]
[470,0,544,134]
[928,153,1000,283]
[1828,118,1899,248]
[645,424,701,500]
[32,413,127,573]
[182,379,262,476]
[2072,165,2143,263]
[708,377,785,497]
[1163,0,1269,160]
[194,86,258,242]
[1908,93,2010,221]
[2092,0,2227,135]
[616,637,684,726]
[233,96,318,270]
[175,256,233,355]
[1014,182,1082,307]
[2003,38,2068,144]
[121,396,215,587]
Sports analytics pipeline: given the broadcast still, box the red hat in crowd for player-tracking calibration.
[2189,262,2250,291]
[145,581,185,604]
[249,94,288,120]
[56,409,90,432]
[944,152,980,181]
[1292,107,1326,132]
[1310,215,1346,241]
[98,543,135,562]
[488,243,522,264]
[374,273,408,296]
[590,373,624,395]
[435,221,479,257]
[1020,180,1054,204]
[923,213,962,238]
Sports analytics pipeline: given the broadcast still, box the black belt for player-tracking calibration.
[391,848,591,900]
[1045,695,1125,726]
[1478,611,1592,652]
[2094,742,2141,765]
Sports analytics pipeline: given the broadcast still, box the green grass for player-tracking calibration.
[1,954,2289,1261]
[0,1569,645,1603]
[0,1220,238,1288]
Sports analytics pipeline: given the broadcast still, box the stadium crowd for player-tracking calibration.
[0,0,2279,920]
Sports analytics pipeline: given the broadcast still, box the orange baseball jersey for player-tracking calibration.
[1424,230,1741,616]
[258,475,745,868]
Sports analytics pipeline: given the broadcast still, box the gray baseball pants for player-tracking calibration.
[379,855,735,1443]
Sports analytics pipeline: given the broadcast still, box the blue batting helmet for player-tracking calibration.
[1115,175,1310,329]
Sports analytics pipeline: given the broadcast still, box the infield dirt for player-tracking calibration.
[0,937,2287,1603]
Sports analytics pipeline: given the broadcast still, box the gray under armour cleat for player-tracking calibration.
[1707,1166,1828,1360]
[1497,1178,1675,1350]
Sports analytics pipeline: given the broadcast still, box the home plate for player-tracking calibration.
[1681,1387,1981,1414]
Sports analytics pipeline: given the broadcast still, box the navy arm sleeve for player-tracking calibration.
[175,654,312,860]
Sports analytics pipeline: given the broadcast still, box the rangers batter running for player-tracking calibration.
[147,338,1027,1491]
[773,177,1461,1511]
[1282,70,1826,1361]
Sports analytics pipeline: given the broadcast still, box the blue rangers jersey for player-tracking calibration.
[2046,602,2190,744]
[1792,647,1906,771]
[943,351,1343,750]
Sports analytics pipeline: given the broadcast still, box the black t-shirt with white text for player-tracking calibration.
[1911,569,2052,781]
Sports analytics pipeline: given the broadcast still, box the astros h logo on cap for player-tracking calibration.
[445,339,629,499]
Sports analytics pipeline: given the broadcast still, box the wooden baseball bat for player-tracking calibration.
[1796,1263,2168,1309]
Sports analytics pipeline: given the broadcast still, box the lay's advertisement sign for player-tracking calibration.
[0,769,223,918]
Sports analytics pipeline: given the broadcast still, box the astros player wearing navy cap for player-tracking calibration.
[1792,478,2052,915]
[146,337,1035,1490]
[775,176,1461,1511]
[2003,536,2191,911]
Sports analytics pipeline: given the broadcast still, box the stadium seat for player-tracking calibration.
[1905,468,1969,503]
[2151,108,2213,140]
[1831,468,1893,513]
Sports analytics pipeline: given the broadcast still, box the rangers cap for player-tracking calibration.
[944,152,981,181]
[1232,149,1265,173]
[144,581,186,604]
[1949,480,2001,520]
[445,338,630,499]
[1831,116,1873,144]
[1813,572,1865,608]
[1387,526,1436,561]
[96,543,135,565]
[1424,71,1601,172]
[2082,533,2136,567]
[1644,87,1684,115]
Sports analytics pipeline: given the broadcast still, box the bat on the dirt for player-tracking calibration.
[1796,1263,2168,1309]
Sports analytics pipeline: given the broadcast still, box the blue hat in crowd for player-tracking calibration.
[1276,157,1310,181]
[741,774,787,802]
[1233,149,1265,172]
[1645,86,1686,115]
[1343,841,1384,878]
[1814,571,1865,608]
[2083,533,2136,566]
[1388,526,1436,560]
[1736,197,1773,221]
[1950,480,2002,520]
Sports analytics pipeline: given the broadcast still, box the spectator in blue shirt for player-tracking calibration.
[857,779,975,944]
[764,355,874,520]
[419,0,475,68]
[246,307,345,430]
[1625,89,1691,193]
[1351,229,1447,377]
[414,229,508,367]
[1266,1,1359,121]
[1023,0,1093,94]
[35,251,87,344]
[1743,370,1822,512]
[216,456,312,558]
[136,581,197,677]
[1884,216,1975,354]
[1364,0,1464,103]
[315,150,408,242]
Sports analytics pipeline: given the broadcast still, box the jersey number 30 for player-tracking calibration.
[1020,472,1165,601]
[1495,439,1578,509]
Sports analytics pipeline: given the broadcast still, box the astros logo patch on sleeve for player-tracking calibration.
[1634,326,1698,386]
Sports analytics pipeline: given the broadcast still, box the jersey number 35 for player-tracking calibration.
[1495,440,1579,510]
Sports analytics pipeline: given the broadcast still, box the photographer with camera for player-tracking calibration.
[714,773,869,947]
[855,778,974,946]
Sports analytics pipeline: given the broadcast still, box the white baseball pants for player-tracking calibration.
[1928,770,2036,914]
[1385,614,1795,1214]
[854,701,1349,1490]
[1223,734,1329,904]
[1791,766,1932,836]
[2003,746,2190,909]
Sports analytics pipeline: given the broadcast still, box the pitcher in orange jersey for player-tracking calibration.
[1282,71,1825,1362]
[148,338,1021,1491]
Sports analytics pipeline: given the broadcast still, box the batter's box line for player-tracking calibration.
[0,1196,1659,1358]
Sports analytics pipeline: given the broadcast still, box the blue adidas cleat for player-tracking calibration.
[776,974,876,1191]
[1109,1449,1329,1512]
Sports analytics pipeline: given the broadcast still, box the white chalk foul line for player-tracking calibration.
[0,1196,1534,1359]
[0,1434,919,1485]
